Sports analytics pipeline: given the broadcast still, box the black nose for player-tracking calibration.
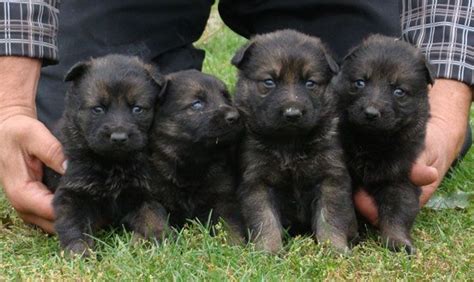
[283,107,303,122]
[110,132,128,144]
[225,110,240,124]
[364,106,381,120]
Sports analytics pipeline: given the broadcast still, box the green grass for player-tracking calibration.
[1,12,473,281]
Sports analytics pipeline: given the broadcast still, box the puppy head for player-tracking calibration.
[232,29,339,137]
[153,70,242,147]
[64,54,165,158]
[336,35,432,133]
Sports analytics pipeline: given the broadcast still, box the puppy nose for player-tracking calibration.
[283,107,303,122]
[225,110,240,124]
[110,132,128,144]
[364,106,381,120]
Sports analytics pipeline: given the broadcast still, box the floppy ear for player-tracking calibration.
[144,63,168,98]
[64,60,91,82]
[342,45,360,62]
[423,59,436,85]
[323,51,340,74]
[231,41,254,69]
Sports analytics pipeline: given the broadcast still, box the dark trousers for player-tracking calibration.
[36,0,470,157]
[219,0,401,59]
[38,0,213,127]
[37,0,400,127]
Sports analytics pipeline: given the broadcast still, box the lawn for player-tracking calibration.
[1,9,473,281]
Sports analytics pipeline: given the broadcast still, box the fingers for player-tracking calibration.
[353,189,378,226]
[23,181,55,221]
[3,181,56,234]
[7,181,56,234]
[9,181,55,221]
[20,214,55,234]
[410,162,438,187]
[419,183,438,207]
[25,123,66,174]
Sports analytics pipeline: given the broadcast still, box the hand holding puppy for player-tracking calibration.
[0,57,65,234]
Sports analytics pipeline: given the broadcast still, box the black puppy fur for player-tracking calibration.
[43,55,168,256]
[149,70,244,238]
[334,35,433,254]
[232,29,357,253]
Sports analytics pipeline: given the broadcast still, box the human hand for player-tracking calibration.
[354,79,472,225]
[0,57,66,233]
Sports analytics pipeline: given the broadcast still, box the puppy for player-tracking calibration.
[334,35,433,254]
[149,70,244,239]
[43,55,168,256]
[232,29,357,253]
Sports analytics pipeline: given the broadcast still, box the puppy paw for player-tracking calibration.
[316,232,350,255]
[254,236,283,254]
[132,222,167,242]
[124,202,169,242]
[63,240,93,257]
[382,235,416,255]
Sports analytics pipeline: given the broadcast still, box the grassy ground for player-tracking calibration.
[1,11,473,281]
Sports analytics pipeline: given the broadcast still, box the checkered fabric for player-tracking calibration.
[0,1,472,84]
[0,0,59,65]
[402,0,474,85]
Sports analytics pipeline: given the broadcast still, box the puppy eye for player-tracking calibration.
[92,106,105,114]
[393,88,406,97]
[354,80,366,89]
[132,106,144,114]
[191,100,204,110]
[305,80,317,89]
[262,79,276,88]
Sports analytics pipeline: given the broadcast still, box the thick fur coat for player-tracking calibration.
[149,70,244,238]
[334,35,433,253]
[43,55,168,255]
[232,30,357,253]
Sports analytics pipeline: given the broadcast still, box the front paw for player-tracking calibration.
[126,202,169,241]
[315,208,351,254]
[132,222,167,241]
[380,223,416,255]
[63,240,93,257]
[254,234,283,254]
[316,230,350,254]
[381,234,416,255]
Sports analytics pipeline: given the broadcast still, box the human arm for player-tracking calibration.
[0,0,62,233]
[0,57,66,233]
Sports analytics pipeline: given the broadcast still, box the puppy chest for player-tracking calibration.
[349,151,409,185]
[100,167,150,196]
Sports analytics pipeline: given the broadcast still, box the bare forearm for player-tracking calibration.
[0,56,63,234]
[428,79,472,155]
[0,57,41,120]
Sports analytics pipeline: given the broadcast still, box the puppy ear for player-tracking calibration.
[64,61,91,82]
[144,64,168,97]
[423,59,436,85]
[323,51,340,74]
[342,45,360,62]
[231,41,254,69]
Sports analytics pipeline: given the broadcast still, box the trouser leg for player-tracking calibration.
[218,0,400,59]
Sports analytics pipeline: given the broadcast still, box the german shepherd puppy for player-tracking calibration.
[232,29,357,253]
[43,55,168,256]
[334,35,433,254]
[149,70,244,239]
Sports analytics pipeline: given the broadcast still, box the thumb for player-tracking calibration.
[26,123,66,174]
[353,189,378,226]
[410,162,438,187]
